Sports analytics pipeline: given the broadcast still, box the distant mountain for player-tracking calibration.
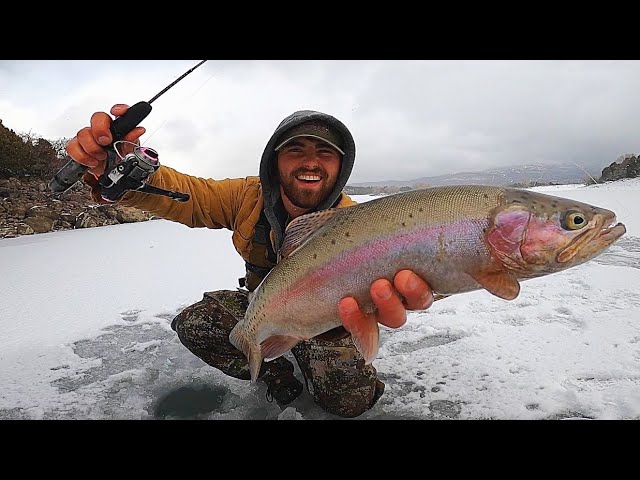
[347,163,601,193]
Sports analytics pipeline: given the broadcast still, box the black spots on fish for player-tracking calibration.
[402,222,407,227]
[483,194,489,199]
[475,249,481,256]
[331,239,336,245]
[345,232,351,238]
[408,213,414,218]
[313,253,317,259]
[418,207,424,213]
[551,202,558,208]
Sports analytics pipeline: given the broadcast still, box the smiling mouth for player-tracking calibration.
[296,174,322,183]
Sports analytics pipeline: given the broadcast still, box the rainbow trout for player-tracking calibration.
[230,185,626,382]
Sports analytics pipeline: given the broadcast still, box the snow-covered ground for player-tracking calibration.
[1,179,639,420]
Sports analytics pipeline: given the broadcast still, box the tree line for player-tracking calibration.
[0,119,70,179]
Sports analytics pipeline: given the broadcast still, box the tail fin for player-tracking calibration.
[229,324,263,383]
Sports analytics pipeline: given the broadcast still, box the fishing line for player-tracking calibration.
[142,63,217,146]
[573,162,599,186]
[572,160,633,227]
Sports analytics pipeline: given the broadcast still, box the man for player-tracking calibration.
[66,105,434,418]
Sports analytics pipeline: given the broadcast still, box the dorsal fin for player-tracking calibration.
[279,208,341,260]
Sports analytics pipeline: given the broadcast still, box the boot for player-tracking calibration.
[370,378,385,409]
[259,360,303,407]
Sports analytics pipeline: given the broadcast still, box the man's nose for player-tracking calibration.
[301,151,322,166]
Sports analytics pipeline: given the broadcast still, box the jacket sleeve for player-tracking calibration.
[337,192,358,207]
[112,166,257,230]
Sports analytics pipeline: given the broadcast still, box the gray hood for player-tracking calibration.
[259,110,356,250]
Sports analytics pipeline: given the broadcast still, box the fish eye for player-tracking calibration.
[561,210,587,230]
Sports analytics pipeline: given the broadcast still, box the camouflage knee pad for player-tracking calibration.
[172,291,383,416]
[292,328,384,418]
[171,290,252,379]
[171,290,295,380]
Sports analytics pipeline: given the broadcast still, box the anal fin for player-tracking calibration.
[345,313,380,365]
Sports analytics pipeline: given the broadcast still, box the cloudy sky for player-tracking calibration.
[1,60,639,184]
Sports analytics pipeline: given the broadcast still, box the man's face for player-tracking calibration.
[277,137,342,210]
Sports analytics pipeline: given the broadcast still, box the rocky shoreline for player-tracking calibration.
[0,176,153,239]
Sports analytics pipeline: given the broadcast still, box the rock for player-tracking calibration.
[26,205,60,220]
[60,212,78,223]
[16,223,35,235]
[57,220,73,229]
[115,206,151,223]
[0,176,154,239]
[600,154,640,182]
[23,216,54,233]
[75,212,102,229]
[96,204,119,221]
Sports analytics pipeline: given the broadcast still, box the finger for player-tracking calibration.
[88,162,106,178]
[66,132,99,167]
[65,139,104,178]
[90,111,115,147]
[110,104,130,117]
[393,270,434,311]
[77,127,108,162]
[338,296,372,333]
[123,126,146,144]
[370,278,407,329]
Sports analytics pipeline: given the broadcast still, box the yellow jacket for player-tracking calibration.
[117,165,357,269]
[92,109,359,290]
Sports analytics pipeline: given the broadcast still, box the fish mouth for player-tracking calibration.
[557,215,626,263]
[599,221,626,242]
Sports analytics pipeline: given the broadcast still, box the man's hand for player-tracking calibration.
[65,104,146,179]
[338,270,433,332]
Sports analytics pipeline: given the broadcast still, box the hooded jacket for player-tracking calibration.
[113,110,357,288]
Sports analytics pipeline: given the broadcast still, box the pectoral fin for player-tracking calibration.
[469,270,521,300]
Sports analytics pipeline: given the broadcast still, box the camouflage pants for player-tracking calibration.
[171,290,384,418]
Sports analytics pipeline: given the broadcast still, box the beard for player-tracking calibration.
[278,168,337,210]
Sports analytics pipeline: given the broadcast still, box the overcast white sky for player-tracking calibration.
[1,60,639,183]
[1,181,639,419]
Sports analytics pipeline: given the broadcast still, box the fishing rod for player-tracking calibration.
[48,60,208,202]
